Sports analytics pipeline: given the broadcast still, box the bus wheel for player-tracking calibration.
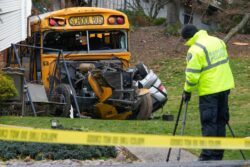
[136,93,153,120]
[53,84,72,117]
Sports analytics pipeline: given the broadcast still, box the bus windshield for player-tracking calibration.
[43,30,128,53]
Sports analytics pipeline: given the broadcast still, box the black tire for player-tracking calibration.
[53,84,72,117]
[136,93,153,120]
[136,63,148,78]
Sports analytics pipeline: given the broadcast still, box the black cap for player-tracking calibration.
[181,24,198,39]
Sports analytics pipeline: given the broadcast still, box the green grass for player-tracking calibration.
[158,57,250,160]
[0,57,250,160]
[0,117,172,135]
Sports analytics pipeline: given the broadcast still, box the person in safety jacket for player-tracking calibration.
[181,24,235,161]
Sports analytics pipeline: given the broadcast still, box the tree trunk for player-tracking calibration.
[60,0,65,9]
[166,0,181,25]
[87,0,92,6]
[152,4,162,19]
[223,13,250,43]
[124,0,127,10]
[149,1,157,18]
[135,0,143,12]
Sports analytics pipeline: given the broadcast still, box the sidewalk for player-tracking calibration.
[126,147,197,163]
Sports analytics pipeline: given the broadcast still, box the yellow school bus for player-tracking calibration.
[27,7,166,119]
[30,7,130,88]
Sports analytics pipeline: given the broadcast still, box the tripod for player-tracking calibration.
[166,97,187,162]
[166,97,247,162]
[227,123,246,160]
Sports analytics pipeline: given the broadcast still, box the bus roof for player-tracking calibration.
[29,7,129,31]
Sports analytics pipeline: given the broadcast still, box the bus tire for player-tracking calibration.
[53,84,72,117]
[136,93,153,120]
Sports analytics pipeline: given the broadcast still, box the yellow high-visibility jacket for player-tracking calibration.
[184,30,235,96]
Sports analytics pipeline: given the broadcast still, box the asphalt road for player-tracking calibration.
[125,147,197,162]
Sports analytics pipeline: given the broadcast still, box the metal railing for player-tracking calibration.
[10,44,81,117]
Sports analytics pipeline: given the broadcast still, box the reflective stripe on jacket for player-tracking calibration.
[184,30,235,96]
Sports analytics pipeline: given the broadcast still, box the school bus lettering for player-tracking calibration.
[69,16,104,26]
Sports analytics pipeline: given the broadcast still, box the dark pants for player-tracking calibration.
[199,90,230,160]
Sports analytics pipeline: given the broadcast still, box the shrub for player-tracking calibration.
[0,73,18,101]
[164,22,181,36]
[0,141,117,161]
[120,9,152,28]
[153,18,166,26]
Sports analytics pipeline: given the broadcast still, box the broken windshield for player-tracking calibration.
[43,30,128,53]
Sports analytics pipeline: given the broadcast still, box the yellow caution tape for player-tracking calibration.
[0,126,250,150]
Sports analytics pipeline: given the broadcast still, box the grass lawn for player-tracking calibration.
[0,56,250,160]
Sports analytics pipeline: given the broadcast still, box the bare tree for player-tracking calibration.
[144,0,170,19]
[87,0,93,6]
[224,13,250,43]
[124,0,127,10]
[60,0,66,8]
[127,0,144,12]
[95,0,98,7]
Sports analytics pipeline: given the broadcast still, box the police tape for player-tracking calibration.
[0,125,250,150]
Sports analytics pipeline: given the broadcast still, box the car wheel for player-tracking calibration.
[136,93,153,120]
[53,84,72,117]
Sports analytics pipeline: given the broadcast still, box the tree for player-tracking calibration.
[95,0,98,7]
[143,0,170,19]
[87,0,93,6]
[124,0,127,10]
[126,0,144,12]
[224,13,250,43]
[164,0,181,35]
[166,0,181,26]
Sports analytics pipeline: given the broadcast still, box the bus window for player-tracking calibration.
[89,30,127,51]
[43,31,88,52]
[43,30,127,53]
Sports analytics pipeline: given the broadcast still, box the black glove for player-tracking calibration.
[182,91,191,102]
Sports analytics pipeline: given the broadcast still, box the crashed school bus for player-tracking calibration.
[25,7,167,119]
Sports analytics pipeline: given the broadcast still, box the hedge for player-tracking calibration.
[0,141,117,161]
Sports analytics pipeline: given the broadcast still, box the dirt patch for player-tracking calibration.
[130,26,186,66]
[130,26,250,68]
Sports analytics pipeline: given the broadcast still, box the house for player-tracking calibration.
[0,0,32,68]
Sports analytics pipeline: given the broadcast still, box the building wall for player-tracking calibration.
[0,0,32,68]
[0,0,32,51]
